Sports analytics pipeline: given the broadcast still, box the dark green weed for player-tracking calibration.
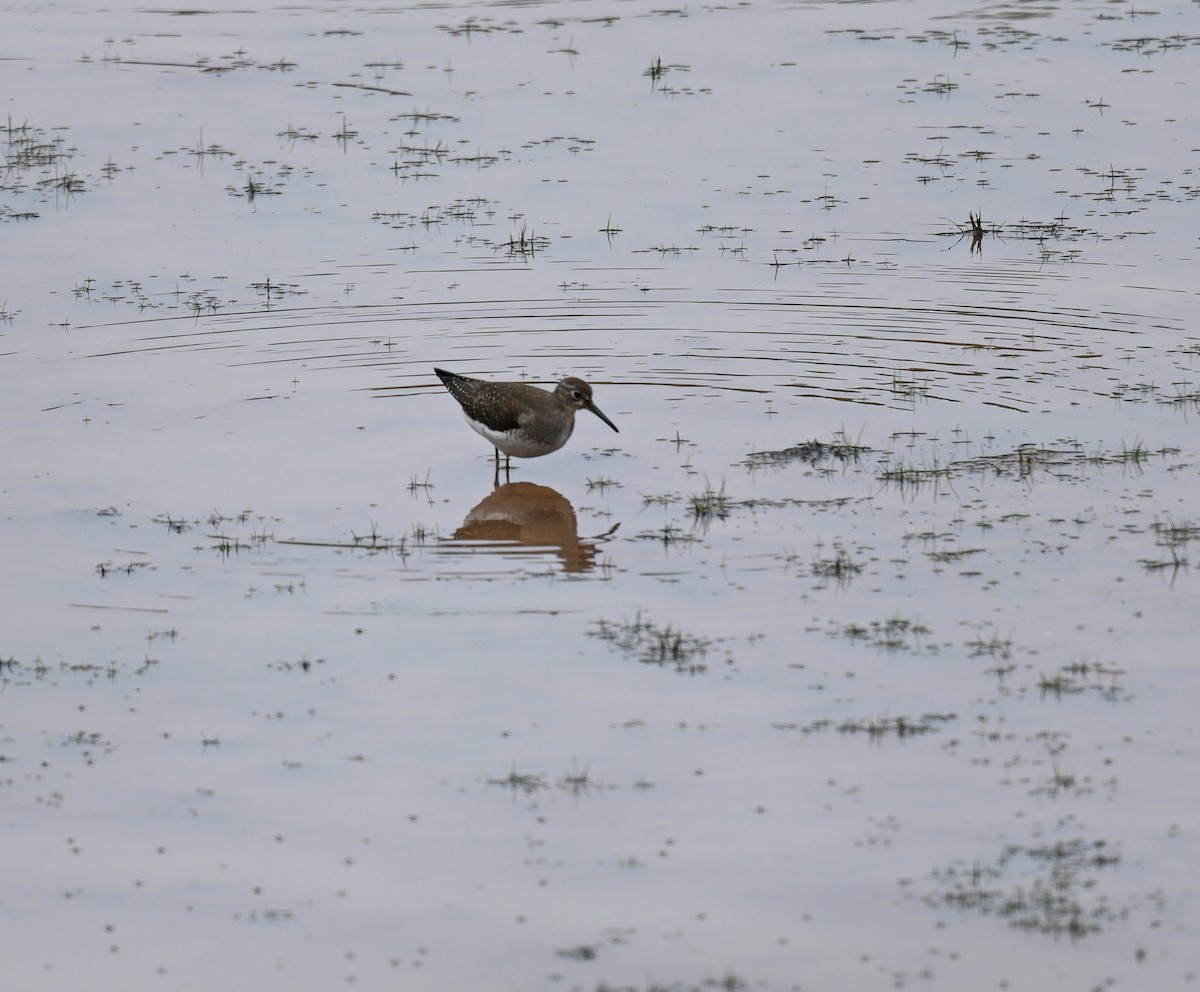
[589,612,716,674]
[925,837,1123,937]
[743,433,870,469]
[810,543,863,582]
[834,615,931,651]
[688,480,729,522]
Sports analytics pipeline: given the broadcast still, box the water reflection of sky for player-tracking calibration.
[3,1,1199,989]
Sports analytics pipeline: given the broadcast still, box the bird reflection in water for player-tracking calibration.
[450,482,617,573]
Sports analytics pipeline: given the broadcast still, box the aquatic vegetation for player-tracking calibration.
[924,837,1124,937]
[742,434,870,468]
[589,612,716,674]
[687,480,729,522]
[810,543,863,582]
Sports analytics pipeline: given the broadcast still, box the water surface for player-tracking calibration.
[2,0,1199,989]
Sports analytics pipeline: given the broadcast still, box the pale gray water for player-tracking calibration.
[2,0,1199,989]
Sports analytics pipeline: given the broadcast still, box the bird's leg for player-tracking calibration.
[490,446,513,488]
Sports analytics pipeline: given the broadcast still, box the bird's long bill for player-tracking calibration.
[587,403,619,433]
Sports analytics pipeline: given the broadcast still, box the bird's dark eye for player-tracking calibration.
[572,390,584,401]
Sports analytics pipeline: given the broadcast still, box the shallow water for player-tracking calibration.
[3,0,1199,989]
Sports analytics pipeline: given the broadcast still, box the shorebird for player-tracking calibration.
[434,368,619,472]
